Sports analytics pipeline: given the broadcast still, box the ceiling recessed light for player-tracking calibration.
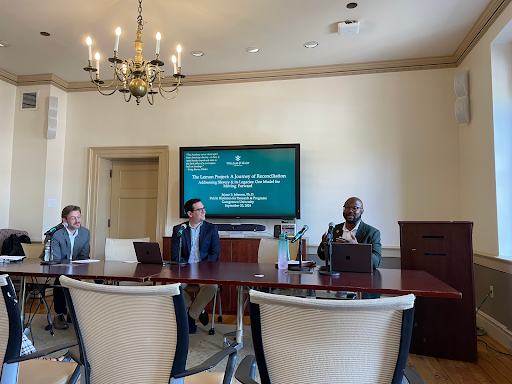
[303,41,318,48]
[347,2,358,9]
[190,50,204,57]
[0,40,11,47]
[40,32,51,36]
[246,47,259,53]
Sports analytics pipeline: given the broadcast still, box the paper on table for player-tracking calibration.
[122,261,138,263]
[71,259,100,263]
[0,256,25,261]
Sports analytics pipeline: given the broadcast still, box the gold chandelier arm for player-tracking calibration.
[88,65,121,89]
[158,84,179,100]
[95,85,118,96]
[123,91,132,103]
[146,92,155,105]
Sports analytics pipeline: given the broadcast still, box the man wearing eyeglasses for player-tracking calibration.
[317,197,382,269]
[50,205,90,330]
[171,198,220,334]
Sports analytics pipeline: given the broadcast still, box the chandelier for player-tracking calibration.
[83,0,185,105]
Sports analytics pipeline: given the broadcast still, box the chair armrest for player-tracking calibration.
[173,344,240,378]
[234,355,258,384]
[6,342,78,364]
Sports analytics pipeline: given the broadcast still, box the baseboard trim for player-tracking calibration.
[477,310,512,352]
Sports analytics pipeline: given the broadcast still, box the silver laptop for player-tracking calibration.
[330,243,373,273]
[133,242,170,265]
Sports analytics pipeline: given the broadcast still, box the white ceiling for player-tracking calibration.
[0,0,493,83]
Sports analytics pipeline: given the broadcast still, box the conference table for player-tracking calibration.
[0,259,461,349]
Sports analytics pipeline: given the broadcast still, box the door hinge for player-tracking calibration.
[108,219,111,228]
[109,170,112,178]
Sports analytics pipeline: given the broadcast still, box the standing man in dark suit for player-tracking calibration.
[317,197,382,269]
[171,198,220,334]
[51,205,90,329]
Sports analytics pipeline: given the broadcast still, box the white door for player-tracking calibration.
[109,160,158,241]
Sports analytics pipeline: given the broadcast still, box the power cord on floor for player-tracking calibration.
[474,289,512,356]
[477,339,512,357]
[475,289,492,336]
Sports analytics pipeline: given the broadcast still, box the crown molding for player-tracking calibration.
[16,73,68,92]
[0,68,17,86]
[453,0,512,64]
[68,56,456,91]
[1,0,510,91]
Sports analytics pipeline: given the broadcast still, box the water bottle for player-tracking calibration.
[44,240,51,262]
[277,234,288,269]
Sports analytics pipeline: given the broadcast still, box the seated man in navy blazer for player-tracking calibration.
[171,198,220,334]
[51,205,90,329]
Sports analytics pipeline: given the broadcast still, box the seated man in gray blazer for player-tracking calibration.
[50,205,90,329]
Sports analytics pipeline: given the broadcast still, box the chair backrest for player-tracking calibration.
[0,274,23,380]
[248,290,415,384]
[104,237,150,261]
[21,243,43,259]
[257,238,299,263]
[60,276,188,384]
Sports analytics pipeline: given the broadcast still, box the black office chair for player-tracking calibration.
[0,274,79,384]
[235,290,425,384]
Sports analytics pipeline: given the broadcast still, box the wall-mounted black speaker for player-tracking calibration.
[273,225,281,238]
[216,224,266,232]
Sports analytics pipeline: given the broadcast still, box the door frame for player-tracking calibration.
[84,146,169,258]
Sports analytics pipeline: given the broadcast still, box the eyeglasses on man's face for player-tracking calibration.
[343,206,361,212]
[193,207,206,213]
[67,215,82,221]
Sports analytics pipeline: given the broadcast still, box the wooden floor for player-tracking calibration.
[28,299,512,383]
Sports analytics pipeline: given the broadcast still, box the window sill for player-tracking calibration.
[474,252,512,274]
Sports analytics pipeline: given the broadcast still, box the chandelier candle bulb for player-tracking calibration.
[95,52,100,76]
[156,32,161,54]
[177,45,182,69]
[114,27,121,52]
[172,55,177,74]
[86,36,92,61]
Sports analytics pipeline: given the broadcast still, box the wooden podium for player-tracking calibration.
[399,221,477,362]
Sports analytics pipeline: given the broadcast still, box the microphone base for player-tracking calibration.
[40,261,61,265]
[168,261,188,266]
[289,266,310,271]
[319,270,340,277]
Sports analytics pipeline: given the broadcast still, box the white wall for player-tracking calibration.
[63,68,461,247]
[9,85,50,237]
[0,80,16,228]
[459,1,512,256]
[41,86,68,238]
[8,85,68,241]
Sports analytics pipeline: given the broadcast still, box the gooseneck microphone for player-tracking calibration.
[291,225,309,243]
[169,223,189,266]
[326,222,335,246]
[289,224,310,272]
[44,222,68,236]
[177,223,187,238]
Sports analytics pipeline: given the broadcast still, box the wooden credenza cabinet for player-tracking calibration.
[399,221,476,362]
[162,236,307,314]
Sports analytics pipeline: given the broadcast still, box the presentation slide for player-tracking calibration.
[182,147,298,217]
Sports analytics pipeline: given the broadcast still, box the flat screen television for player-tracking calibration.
[179,144,300,219]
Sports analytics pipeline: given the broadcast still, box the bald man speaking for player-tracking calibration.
[317,197,382,269]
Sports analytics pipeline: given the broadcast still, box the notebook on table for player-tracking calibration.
[133,242,170,265]
[330,243,373,273]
